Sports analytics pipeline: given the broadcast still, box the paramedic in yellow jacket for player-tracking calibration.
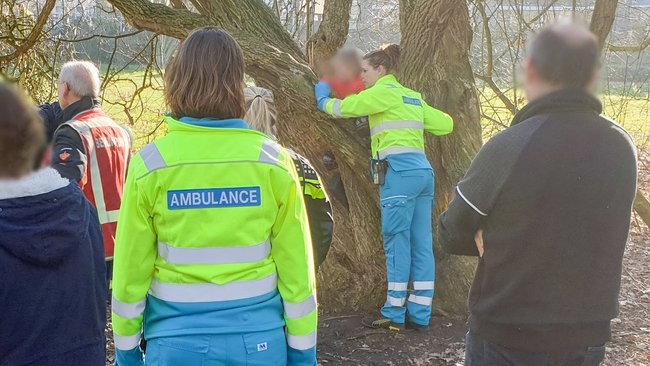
[314,44,453,331]
[111,27,317,366]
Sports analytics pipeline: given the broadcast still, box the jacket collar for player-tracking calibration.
[511,89,603,126]
[375,74,400,87]
[60,96,100,123]
[178,116,249,129]
[0,168,69,200]
[165,115,259,134]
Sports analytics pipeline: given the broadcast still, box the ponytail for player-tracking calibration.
[364,44,401,74]
[244,87,277,138]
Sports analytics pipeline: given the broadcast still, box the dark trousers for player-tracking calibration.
[465,331,606,366]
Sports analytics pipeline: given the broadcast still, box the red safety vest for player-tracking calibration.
[62,109,131,259]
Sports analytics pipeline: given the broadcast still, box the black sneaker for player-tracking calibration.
[406,320,430,332]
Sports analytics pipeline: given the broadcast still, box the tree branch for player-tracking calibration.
[607,38,650,52]
[306,0,353,67]
[590,0,619,49]
[0,0,56,62]
[474,73,517,115]
[56,30,143,43]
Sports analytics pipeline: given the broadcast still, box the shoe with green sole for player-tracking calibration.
[362,317,405,332]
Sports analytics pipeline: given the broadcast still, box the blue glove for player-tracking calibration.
[314,82,332,112]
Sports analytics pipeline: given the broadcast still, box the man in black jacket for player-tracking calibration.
[438,24,637,366]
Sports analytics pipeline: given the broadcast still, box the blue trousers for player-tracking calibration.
[465,332,606,366]
[379,166,435,325]
[145,328,287,366]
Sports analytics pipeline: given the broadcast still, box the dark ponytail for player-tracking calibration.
[364,44,401,74]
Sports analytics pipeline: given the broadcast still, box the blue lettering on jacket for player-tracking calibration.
[402,96,422,106]
[167,187,261,210]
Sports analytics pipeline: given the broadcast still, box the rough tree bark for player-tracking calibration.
[305,0,354,68]
[399,0,482,315]
[589,0,650,227]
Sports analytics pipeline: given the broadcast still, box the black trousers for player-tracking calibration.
[465,331,606,366]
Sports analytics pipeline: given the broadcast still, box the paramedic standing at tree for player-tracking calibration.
[111,27,317,366]
[314,44,454,331]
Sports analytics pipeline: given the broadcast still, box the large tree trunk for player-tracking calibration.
[399,0,482,315]
[589,0,650,228]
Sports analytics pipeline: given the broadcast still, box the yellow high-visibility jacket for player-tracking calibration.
[324,74,453,159]
[111,116,317,365]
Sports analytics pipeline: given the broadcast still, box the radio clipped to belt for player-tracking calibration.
[369,157,388,185]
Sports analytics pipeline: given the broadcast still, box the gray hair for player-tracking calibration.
[244,87,276,138]
[58,61,101,98]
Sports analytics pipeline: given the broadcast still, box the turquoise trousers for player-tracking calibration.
[145,328,287,366]
[379,166,435,326]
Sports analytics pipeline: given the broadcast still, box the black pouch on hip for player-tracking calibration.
[369,158,388,185]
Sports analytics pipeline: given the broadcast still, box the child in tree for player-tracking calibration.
[322,48,365,99]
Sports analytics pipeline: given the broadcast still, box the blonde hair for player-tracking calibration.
[334,48,363,74]
[244,87,277,137]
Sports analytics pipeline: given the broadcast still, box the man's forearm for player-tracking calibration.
[438,195,482,256]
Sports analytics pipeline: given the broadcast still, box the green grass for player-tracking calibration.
[100,71,167,150]
[101,71,650,150]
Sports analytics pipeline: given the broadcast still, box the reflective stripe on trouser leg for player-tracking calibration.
[379,169,416,324]
[406,176,435,326]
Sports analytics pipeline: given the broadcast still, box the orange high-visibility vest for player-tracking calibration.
[61,109,131,259]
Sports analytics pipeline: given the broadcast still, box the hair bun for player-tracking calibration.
[381,44,400,60]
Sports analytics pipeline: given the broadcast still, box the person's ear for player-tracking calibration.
[525,58,537,84]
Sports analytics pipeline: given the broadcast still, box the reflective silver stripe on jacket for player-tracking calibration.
[284,294,317,319]
[113,331,142,351]
[287,331,317,350]
[112,296,146,320]
[387,295,406,307]
[387,282,408,291]
[377,146,424,159]
[259,140,282,165]
[331,100,342,118]
[157,240,271,265]
[140,143,167,172]
[412,281,435,290]
[148,274,277,303]
[65,120,126,225]
[370,121,424,137]
[408,294,432,306]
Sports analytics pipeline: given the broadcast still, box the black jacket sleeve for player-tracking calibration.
[51,126,87,184]
[38,102,63,143]
[438,193,483,256]
[438,120,541,256]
